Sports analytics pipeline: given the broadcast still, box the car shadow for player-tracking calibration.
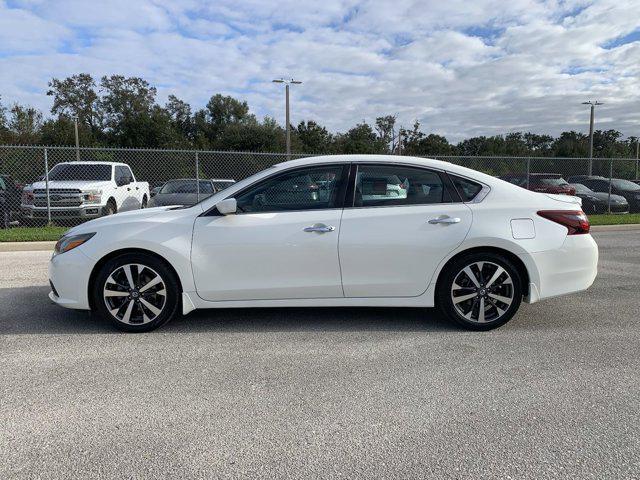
[0,286,457,335]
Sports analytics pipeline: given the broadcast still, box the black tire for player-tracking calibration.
[102,199,117,216]
[92,252,181,332]
[436,251,522,331]
[141,195,148,209]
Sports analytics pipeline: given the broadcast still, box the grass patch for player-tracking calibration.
[588,213,640,226]
[0,226,67,242]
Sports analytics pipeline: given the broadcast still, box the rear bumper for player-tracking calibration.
[526,234,598,302]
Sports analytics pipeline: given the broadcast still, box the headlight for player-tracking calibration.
[53,233,96,257]
[22,191,34,205]
[82,189,102,204]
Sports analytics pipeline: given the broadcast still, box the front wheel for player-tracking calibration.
[92,253,181,332]
[436,252,522,330]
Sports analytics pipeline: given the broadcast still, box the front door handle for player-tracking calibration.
[303,223,335,233]
[428,215,461,225]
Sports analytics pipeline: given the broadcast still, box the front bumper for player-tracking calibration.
[527,234,598,301]
[21,205,103,219]
[48,247,94,310]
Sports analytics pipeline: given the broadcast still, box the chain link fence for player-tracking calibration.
[1,145,639,228]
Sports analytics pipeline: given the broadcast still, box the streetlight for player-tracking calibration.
[71,115,80,161]
[272,78,302,157]
[582,101,603,175]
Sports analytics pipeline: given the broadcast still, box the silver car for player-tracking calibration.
[148,179,235,207]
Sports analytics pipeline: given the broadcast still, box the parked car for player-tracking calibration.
[575,176,640,212]
[21,162,150,222]
[0,174,23,227]
[566,174,606,184]
[632,179,640,186]
[148,179,232,207]
[210,179,235,191]
[499,173,576,195]
[48,155,598,333]
[569,183,629,214]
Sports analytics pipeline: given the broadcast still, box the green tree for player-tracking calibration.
[47,73,101,135]
[7,104,43,144]
[335,123,386,154]
[295,120,333,153]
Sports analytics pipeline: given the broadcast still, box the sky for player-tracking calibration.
[0,0,639,141]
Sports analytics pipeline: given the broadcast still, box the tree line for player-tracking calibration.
[0,73,638,158]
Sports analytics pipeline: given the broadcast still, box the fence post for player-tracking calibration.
[607,158,613,214]
[526,157,530,190]
[44,148,52,225]
[195,151,200,203]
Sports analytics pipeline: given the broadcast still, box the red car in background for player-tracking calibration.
[499,173,576,195]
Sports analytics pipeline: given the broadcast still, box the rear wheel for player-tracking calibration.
[436,252,522,330]
[92,253,180,332]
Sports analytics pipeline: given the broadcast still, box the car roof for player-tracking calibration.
[55,161,127,166]
[273,154,501,184]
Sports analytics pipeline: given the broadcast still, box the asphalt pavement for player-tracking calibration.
[1,231,639,479]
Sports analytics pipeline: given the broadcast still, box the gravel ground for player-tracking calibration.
[1,231,639,479]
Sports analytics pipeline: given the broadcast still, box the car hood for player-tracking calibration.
[27,180,112,190]
[580,192,628,203]
[151,192,212,206]
[64,206,185,236]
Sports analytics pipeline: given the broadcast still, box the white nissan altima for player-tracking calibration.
[48,155,598,332]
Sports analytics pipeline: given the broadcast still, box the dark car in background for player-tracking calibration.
[0,174,23,228]
[499,173,576,195]
[148,178,235,207]
[569,183,629,214]
[575,177,640,212]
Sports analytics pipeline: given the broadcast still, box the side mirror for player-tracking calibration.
[216,198,237,215]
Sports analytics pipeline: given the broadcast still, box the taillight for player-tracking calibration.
[537,210,590,235]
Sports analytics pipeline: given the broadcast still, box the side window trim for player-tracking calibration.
[344,163,461,209]
[202,163,351,216]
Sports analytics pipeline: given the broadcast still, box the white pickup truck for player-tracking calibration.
[21,161,150,222]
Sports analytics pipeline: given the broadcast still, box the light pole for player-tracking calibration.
[71,115,80,161]
[635,137,640,180]
[272,78,302,157]
[582,101,603,175]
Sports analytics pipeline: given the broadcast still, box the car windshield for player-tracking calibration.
[537,177,567,186]
[48,164,112,181]
[570,183,594,194]
[612,179,640,191]
[160,180,214,194]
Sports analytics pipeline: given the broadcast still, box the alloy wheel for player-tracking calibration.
[450,261,514,323]
[103,263,167,325]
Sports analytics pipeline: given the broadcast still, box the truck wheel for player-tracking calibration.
[103,199,117,216]
[141,195,148,209]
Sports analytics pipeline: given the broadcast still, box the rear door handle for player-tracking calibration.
[303,223,335,233]
[428,215,461,225]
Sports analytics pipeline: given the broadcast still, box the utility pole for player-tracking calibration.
[635,137,640,180]
[582,101,603,175]
[72,115,80,161]
[272,78,302,157]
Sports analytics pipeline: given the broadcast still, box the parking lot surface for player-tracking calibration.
[1,231,639,479]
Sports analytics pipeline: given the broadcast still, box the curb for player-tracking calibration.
[590,224,640,232]
[0,241,56,252]
[0,224,638,252]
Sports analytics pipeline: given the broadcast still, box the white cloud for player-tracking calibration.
[1,0,639,141]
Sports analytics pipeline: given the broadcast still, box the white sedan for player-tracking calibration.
[48,155,598,332]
